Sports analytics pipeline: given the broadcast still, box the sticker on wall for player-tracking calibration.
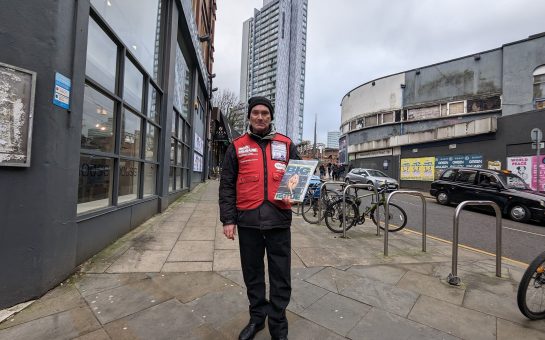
[53,72,71,109]
[487,161,501,170]
[400,157,435,181]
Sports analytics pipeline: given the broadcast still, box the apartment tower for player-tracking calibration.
[240,0,308,143]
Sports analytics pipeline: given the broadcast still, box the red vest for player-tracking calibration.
[233,133,291,210]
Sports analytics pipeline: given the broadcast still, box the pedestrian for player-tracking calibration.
[339,163,346,180]
[332,163,338,181]
[319,164,326,179]
[327,162,332,178]
[219,96,299,340]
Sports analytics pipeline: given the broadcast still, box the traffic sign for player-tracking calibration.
[532,142,544,149]
[531,128,543,142]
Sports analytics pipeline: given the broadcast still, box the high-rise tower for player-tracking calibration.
[240,0,307,143]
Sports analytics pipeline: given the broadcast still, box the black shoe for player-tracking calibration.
[271,336,288,340]
[238,322,265,340]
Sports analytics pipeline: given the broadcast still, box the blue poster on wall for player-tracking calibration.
[435,154,483,170]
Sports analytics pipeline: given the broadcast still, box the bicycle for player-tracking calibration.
[517,250,545,320]
[300,182,344,224]
[323,184,407,233]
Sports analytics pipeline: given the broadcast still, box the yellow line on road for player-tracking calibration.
[403,227,529,268]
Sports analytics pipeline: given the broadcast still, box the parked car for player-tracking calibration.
[345,168,399,190]
[430,167,545,223]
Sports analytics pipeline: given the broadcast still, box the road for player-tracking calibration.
[389,195,545,264]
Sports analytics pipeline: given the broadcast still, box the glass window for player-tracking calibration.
[169,167,175,191]
[143,163,157,197]
[455,170,477,184]
[86,18,117,92]
[170,138,175,164]
[440,169,457,181]
[145,123,158,161]
[118,159,139,203]
[176,168,182,190]
[123,57,144,111]
[176,142,182,165]
[534,65,545,109]
[147,85,160,123]
[173,45,192,119]
[77,155,113,213]
[91,0,162,79]
[81,85,115,152]
[120,108,142,158]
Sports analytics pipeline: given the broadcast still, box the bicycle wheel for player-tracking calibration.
[324,198,358,233]
[302,197,321,224]
[371,203,407,232]
[291,202,301,215]
[517,251,545,320]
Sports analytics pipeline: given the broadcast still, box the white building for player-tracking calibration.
[240,0,308,143]
[327,131,340,149]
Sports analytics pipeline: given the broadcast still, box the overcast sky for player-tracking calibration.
[213,0,545,144]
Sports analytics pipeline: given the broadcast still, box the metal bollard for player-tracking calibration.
[447,200,502,285]
[384,190,427,256]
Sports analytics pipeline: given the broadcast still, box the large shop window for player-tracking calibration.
[534,65,545,110]
[170,44,193,192]
[78,4,162,215]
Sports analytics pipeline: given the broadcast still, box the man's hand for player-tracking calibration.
[223,224,237,240]
[282,197,294,205]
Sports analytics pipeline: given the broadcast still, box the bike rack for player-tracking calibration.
[342,183,380,238]
[384,190,427,256]
[317,180,347,225]
[447,200,502,286]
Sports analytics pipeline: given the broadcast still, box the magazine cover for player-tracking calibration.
[274,160,319,202]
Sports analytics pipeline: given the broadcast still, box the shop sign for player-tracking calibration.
[435,154,483,170]
[507,156,545,191]
[400,157,435,181]
[0,62,36,167]
[355,148,393,159]
[214,124,228,141]
[487,161,501,170]
[53,72,70,109]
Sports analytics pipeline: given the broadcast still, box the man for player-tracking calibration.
[219,96,299,340]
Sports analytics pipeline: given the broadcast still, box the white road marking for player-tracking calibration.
[503,226,545,237]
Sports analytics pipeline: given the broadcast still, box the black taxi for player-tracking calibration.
[430,167,545,223]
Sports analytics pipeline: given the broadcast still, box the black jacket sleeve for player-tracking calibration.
[289,141,301,160]
[219,143,238,225]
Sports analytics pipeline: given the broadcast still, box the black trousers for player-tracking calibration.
[238,227,291,337]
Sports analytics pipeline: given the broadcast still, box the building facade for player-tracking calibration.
[0,0,216,308]
[240,0,308,143]
[327,131,340,148]
[340,33,545,190]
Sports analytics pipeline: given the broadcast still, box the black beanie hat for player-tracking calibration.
[247,96,274,120]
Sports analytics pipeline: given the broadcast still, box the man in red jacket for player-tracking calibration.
[219,96,299,340]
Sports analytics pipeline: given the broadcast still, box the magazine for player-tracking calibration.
[274,160,319,202]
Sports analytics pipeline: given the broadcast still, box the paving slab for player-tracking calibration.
[396,270,465,305]
[347,307,459,340]
[150,272,233,303]
[161,261,213,272]
[75,273,149,297]
[288,278,329,314]
[346,264,407,285]
[497,318,545,340]
[0,285,86,330]
[103,299,204,340]
[82,278,172,324]
[168,240,214,262]
[300,292,371,336]
[180,226,215,241]
[304,267,362,293]
[150,221,186,233]
[106,249,170,273]
[409,295,497,340]
[213,249,241,271]
[339,274,420,318]
[0,306,100,340]
[73,328,111,340]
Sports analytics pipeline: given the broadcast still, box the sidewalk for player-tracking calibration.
[1,180,545,339]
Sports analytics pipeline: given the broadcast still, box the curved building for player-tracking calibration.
[340,33,545,190]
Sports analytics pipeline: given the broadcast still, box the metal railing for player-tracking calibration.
[446,200,502,286]
[342,184,380,238]
[383,190,427,256]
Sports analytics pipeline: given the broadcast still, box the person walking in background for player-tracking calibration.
[219,96,299,340]
[331,163,338,181]
[319,164,326,179]
[327,162,332,179]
